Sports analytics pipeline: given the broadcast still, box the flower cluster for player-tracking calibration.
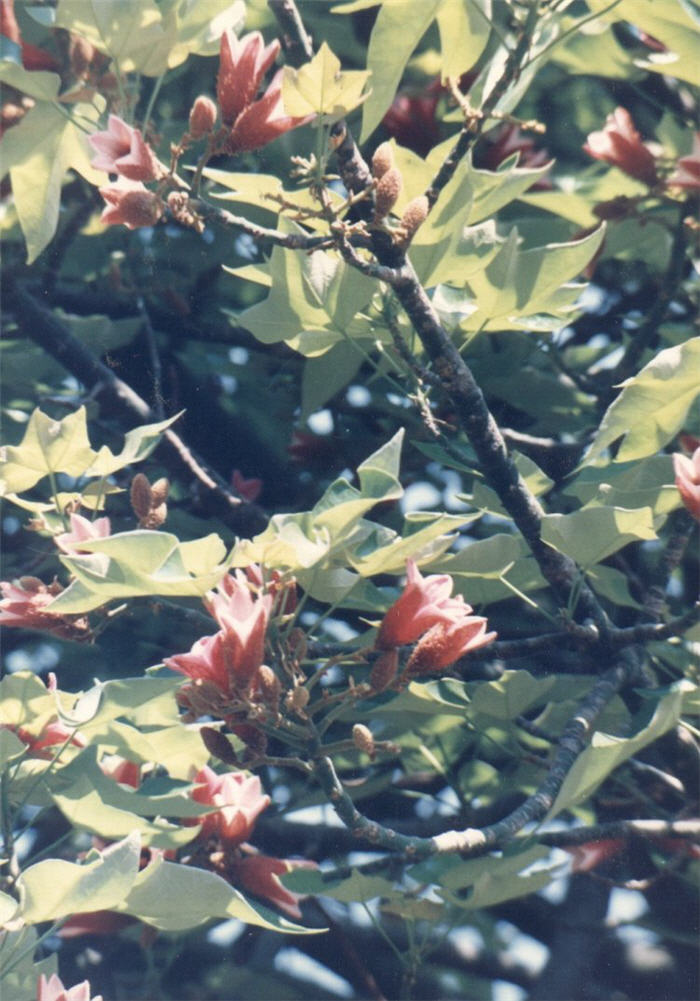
[189,765,312,918]
[0,577,87,639]
[37,974,102,1001]
[88,115,166,229]
[375,560,496,677]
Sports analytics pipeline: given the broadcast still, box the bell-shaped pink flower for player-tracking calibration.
[376,559,455,649]
[203,573,273,687]
[217,30,281,127]
[99,179,163,230]
[230,854,315,919]
[89,114,161,181]
[191,765,270,847]
[406,614,496,676]
[37,973,102,1001]
[667,133,700,191]
[164,631,231,693]
[226,70,307,154]
[584,107,658,186]
[673,447,700,522]
[55,512,111,554]
[0,578,85,638]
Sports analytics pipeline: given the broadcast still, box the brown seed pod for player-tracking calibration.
[256,664,281,711]
[369,648,399,692]
[200,726,239,765]
[352,723,376,759]
[142,503,167,529]
[371,141,394,180]
[397,195,429,247]
[374,167,403,220]
[130,473,152,520]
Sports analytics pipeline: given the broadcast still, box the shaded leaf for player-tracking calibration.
[541,505,656,568]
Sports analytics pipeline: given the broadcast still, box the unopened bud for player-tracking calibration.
[18,576,44,592]
[398,195,429,246]
[150,477,170,506]
[371,141,394,180]
[142,502,167,529]
[200,725,238,765]
[286,686,310,713]
[374,167,402,220]
[118,190,163,228]
[189,95,217,139]
[130,473,152,521]
[352,723,375,759]
[369,648,399,692]
[256,665,281,710]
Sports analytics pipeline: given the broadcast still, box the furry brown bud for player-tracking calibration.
[369,649,399,692]
[286,686,310,713]
[352,723,376,759]
[150,477,170,506]
[398,195,429,246]
[141,503,167,529]
[256,665,281,710]
[374,167,402,220]
[371,141,394,180]
[189,95,217,139]
[200,725,239,765]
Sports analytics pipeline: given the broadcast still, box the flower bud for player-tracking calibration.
[200,725,239,765]
[397,195,429,246]
[142,502,167,529]
[369,649,399,692]
[130,473,152,521]
[150,477,170,506]
[352,723,375,759]
[116,189,163,229]
[374,167,402,220]
[286,686,310,713]
[189,95,217,139]
[371,141,394,180]
[256,664,281,710]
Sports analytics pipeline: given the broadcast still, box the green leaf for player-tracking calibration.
[541,505,656,568]
[20,832,141,924]
[361,0,442,142]
[301,341,363,419]
[565,455,678,518]
[0,927,57,1001]
[0,727,29,766]
[552,16,634,78]
[0,671,57,733]
[0,59,60,101]
[0,101,103,262]
[54,0,177,75]
[585,563,642,609]
[467,671,557,721]
[238,233,378,357]
[47,530,229,613]
[282,867,399,903]
[0,890,19,925]
[584,339,700,464]
[0,407,178,495]
[469,451,553,517]
[282,42,371,121]
[436,0,492,81]
[549,680,695,819]
[119,854,317,932]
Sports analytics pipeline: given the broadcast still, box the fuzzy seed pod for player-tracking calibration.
[369,648,399,692]
[150,477,170,506]
[130,473,152,521]
[256,664,281,711]
[397,195,429,246]
[189,95,217,139]
[371,141,394,180]
[18,576,44,592]
[141,503,167,530]
[374,167,402,220]
[352,723,376,759]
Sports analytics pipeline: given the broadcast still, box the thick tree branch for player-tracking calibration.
[268,0,314,67]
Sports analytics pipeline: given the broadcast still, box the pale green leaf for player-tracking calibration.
[0,927,57,1001]
[1,101,103,262]
[282,866,399,903]
[361,0,442,142]
[437,0,492,80]
[282,42,370,120]
[541,505,656,568]
[468,671,557,721]
[0,59,60,100]
[584,339,700,464]
[585,564,642,609]
[119,854,317,932]
[54,0,176,75]
[565,455,678,518]
[20,832,141,923]
[549,680,695,818]
[84,413,182,476]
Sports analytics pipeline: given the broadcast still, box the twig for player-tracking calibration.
[191,197,333,252]
[268,0,314,67]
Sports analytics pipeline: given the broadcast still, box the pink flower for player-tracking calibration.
[217,30,280,126]
[203,572,273,687]
[231,469,262,502]
[230,854,315,920]
[566,839,624,874]
[216,31,308,154]
[191,765,270,847]
[673,447,700,522]
[0,578,86,638]
[89,114,161,181]
[55,513,111,554]
[584,107,658,187]
[667,134,700,191]
[37,973,102,1001]
[376,559,455,649]
[164,631,231,693]
[405,614,496,675]
[99,178,163,230]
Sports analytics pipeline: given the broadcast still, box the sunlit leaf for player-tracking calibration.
[282,42,370,121]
